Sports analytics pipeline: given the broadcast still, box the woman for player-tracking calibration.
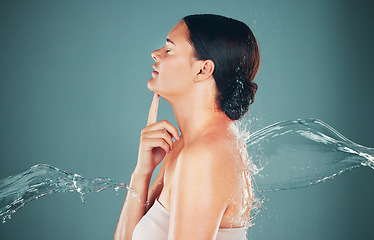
[114,14,260,240]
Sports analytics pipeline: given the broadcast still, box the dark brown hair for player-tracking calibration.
[183,14,260,120]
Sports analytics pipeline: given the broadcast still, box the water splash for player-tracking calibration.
[237,118,373,227]
[0,164,130,223]
[245,118,373,191]
[0,118,373,226]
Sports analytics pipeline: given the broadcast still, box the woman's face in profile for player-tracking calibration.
[148,20,201,99]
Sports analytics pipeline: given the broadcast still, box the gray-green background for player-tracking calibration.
[1,0,373,239]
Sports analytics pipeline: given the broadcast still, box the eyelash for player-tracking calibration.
[166,49,171,53]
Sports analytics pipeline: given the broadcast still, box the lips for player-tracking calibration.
[152,65,159,73]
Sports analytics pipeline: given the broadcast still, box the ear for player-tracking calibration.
[194,60,215,82]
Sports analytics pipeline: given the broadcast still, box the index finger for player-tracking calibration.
[146,93,159,126]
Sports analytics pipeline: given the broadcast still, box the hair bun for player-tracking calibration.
[219,78,258,120]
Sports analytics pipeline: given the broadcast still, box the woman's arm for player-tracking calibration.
[114,93,179,240]
[169,140,230,240]
[114,171,152,240]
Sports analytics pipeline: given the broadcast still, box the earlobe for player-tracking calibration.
[193,69,203,82]
[194,69,205,82]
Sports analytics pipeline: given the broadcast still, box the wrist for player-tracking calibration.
[129,170,152,196]
[131,169,153,180]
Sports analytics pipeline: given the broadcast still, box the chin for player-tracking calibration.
[147,80,163,97]
[147,78,157,92]
[147,79,176,103]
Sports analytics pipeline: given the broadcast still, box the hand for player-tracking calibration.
[134,93,180,176]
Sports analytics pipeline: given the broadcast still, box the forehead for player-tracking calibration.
[166,21,190,46]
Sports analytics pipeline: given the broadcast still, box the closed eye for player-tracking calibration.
[166,50,171,53]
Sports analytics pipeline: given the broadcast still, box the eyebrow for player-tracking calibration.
[166,37,176,46]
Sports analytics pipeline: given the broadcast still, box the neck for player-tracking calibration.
[169,92,233,146]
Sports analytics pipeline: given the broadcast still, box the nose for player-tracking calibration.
[151,49,160,62]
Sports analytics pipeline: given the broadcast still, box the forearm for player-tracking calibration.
[114,171,152,240]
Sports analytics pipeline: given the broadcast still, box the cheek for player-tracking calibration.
[151,55,195,95]
[161,57,192,81]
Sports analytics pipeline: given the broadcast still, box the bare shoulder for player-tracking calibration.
[170,132,252,228]
[170,133,236,214]
[175,133,239,183]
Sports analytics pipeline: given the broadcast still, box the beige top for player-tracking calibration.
[132,198,248,240]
